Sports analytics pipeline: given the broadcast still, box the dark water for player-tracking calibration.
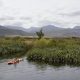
[0,58,80,80]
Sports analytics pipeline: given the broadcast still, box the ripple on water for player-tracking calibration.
[0,59,80,80]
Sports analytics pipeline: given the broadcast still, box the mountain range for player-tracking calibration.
[26,25,80,37]
[0,25,33,36]
[0,24,80,37]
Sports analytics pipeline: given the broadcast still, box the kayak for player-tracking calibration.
[8,58,23,65]
[8,60,19,65]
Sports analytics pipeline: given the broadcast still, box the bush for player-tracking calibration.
[27,38,80,65]
[0,38,30,58]
[27,47,80,64]
[34,38,49,48]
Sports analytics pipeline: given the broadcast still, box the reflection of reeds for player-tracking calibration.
[27,38,80,65]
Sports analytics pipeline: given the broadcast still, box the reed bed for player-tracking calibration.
[0,37,31,58]
[27,38,80,65]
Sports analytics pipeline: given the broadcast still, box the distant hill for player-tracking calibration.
[26,25,64,32]
[0,24,80,37]
[26,27,40,33]
[73,26,80,29]
[26,25,80,37]
[0,25,33,36]
[5,25,28,32]
[26,25,66,37]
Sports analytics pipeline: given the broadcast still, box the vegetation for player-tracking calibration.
[27,37,80,65]
[1,36,80,65]
[0,37,32,58]
[36,29,44,40]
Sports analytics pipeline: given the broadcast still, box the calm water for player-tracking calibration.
[0,58,80,80]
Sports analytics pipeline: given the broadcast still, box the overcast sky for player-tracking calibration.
[0,0,80,28]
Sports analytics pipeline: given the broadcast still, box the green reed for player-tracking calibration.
[27,37,80,65]
[0,37,31,58]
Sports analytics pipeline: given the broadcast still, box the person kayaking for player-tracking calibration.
[8,58,23,65]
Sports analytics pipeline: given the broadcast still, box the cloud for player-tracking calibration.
[69,11,80,16]
[0,0,80,28]
[0,0,2,6]
[19,17,32,21]
[60,11,80,17]
[0,16,15,21]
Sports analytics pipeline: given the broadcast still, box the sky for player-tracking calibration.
[0,0,80,28]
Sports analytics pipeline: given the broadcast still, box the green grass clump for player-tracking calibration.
[27,48,80,64]
[27,38,80,65]
[33,38,49,48]
[0,38,31,58]
[1,37,80,65]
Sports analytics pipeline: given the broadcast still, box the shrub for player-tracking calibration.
[27,48,80,64]
[34,38,49,48]
[27,41,80,65]
[0,38,30,58]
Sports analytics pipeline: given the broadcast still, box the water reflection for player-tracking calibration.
[27,60,80,71]
[5,57,80,70]
[0,58,80,80]
[13,63,18,68]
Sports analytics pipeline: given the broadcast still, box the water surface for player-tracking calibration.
[0,58,80,80]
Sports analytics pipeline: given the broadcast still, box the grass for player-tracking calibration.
[0,37,32,58]
[1,37,80,65]
[27,37,80,65]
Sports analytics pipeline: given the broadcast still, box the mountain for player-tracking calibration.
[26,25,80,37]
[26,25,66,37]
[0,25,33,36]
[5,25,28,32]
[0,24,80,37]
[73,26,80,29]
[42,25,65,36]
[26,25,64,32]
[26,27,40,33]
[43,25,80,37]
[64,26,80,37]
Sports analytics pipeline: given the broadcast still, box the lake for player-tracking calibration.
[0,58,80,80]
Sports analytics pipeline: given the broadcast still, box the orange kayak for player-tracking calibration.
[8,59,23,65]
[8,61,19,65]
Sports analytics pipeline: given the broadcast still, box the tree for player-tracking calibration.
[36,28,44,39]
